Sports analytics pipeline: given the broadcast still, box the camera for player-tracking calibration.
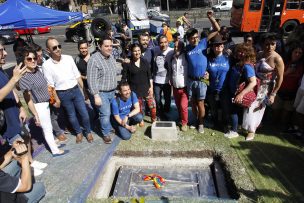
[11,140,28,156]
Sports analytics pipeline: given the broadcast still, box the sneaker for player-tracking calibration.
[32,167,43,177]
[181,125,188,132]
[31,160,48,170]
[198,124,205,134]
[224,131,239,139]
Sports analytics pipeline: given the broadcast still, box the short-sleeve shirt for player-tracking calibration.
[228,64,256,94]
[186,38,208,78]
[111,92,138,120]
[0,69,21,142]
[42,55,80,91]
[207,54,230,92]
[0,170,19,193]
[19,69,50,104]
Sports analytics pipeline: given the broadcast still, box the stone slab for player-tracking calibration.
[151,121,178,141]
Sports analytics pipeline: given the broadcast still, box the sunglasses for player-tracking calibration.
[26,57,37,62]
[52,44,61,51]
[0,48,6,52]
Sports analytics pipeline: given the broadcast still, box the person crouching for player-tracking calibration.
[111,82,143,140]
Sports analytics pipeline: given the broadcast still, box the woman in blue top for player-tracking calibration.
[206,34,230,128]
[224,44,257,139]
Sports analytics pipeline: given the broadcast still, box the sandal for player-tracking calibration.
[246,132,255,141]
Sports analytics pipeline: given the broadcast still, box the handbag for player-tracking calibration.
[48,86,56,105]
[234,64,260,108]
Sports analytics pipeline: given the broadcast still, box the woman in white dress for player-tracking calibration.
[242,33,285,140]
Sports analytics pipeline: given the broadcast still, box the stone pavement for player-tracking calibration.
[29,123,120,203]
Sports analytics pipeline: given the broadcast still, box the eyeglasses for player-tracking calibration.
[26,57,37,62]
[0,48,6,52]
[52,44,61,51]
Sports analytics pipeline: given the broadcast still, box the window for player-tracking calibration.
[300,1,304,9]
[222,2,227,6]
[286,0,300,9]
[249,0,262,10]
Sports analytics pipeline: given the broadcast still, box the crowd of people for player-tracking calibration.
[0,10,303,202]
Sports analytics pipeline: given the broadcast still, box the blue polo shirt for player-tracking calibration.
[111,92,138,120]
[0,69,21,142]
[186,38,208,78]
[207,54,230,92]
[228,64,256,94]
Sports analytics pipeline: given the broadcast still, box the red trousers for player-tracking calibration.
[173,87,189,125]
[138,95,157,122]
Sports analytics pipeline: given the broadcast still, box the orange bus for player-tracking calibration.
[230,0,304,34]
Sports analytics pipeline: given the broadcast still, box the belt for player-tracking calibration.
[56,85,78,92]
[99,89,116,93]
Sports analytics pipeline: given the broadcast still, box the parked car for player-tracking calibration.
[212,0,233,12]
[0,29,19,44]
[65,19,92,42]
[15,26,51,35]
[147,9,170,25]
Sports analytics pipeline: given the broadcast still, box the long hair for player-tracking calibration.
[234,43,256,67]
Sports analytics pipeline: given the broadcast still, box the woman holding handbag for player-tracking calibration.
[242,33,284,141]
[224,44,257,139]
[19,47,68,157]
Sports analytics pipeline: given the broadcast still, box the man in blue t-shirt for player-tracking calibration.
[185,10,220,134]
[111,82,143,140]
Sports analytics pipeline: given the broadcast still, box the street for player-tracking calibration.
[3,18,235,68]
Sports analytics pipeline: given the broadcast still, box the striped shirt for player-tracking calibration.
[19,69,50,103]
[87,51,117,95]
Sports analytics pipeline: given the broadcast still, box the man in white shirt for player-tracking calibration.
[42,37,93,144]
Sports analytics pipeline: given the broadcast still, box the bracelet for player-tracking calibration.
[270,92,277,97]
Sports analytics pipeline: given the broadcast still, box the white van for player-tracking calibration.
[212,1,233,12]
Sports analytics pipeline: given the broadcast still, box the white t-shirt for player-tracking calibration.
[177,25,184,39]
[42,55,80,91]
[171,53,188,88]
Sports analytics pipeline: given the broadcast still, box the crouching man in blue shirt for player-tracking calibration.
[111,82,143,140]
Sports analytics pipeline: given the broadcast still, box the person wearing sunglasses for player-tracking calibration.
[19,46,68,157]
[0,43,46,202]
[42,37,93,144]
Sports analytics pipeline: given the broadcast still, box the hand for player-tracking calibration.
[85,98,90,105]
[268,95,275,105]
[12,63,27,82]
[121,116,129,127]
[12,144,28,161]
[12,137,25,149]
[207,10,213,18]
[19,107,27,124]
[234,93,244,104]
[203,72,209,80]
[94,95,102,107]
[123,58,131,64]
[34,115,41,126]
[148,87,153,97]
[53,100,61,108]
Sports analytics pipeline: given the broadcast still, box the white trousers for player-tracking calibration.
[34,102,60,154]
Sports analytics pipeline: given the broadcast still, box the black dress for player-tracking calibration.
[122,57,152,98]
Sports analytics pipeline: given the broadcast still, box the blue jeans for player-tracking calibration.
[97,91,115,137]
[57,86,91,135]
[112,113,143,140]
[3,161,46,203]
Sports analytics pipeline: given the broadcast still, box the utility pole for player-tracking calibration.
[167,0,169,11]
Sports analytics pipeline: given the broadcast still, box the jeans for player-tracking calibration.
[112,113,143,140]
[97,91,115,137]
[3,161,46,203]
[57,87,91,135]
[173,87,189,126]
[224,90,242,132]
[153,83,172,118]
[34,102,60,154]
